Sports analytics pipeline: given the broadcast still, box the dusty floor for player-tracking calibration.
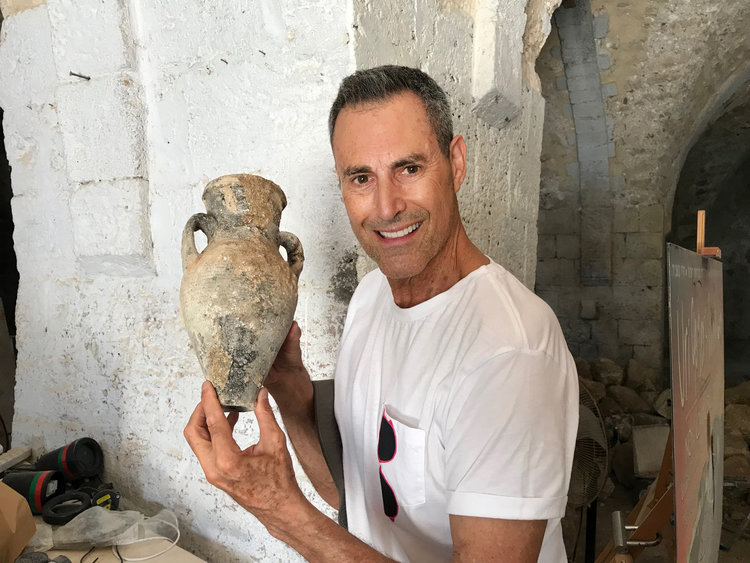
[568,483,750,562]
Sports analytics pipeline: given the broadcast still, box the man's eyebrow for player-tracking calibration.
[392,153,426,169]
[343,165,373,176]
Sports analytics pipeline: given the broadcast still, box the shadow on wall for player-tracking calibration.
[0,107,18,449]
[668,74,750,386]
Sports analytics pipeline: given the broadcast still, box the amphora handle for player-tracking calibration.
[182,213,218,272]
[279,231,304,279]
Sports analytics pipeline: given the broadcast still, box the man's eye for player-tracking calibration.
[403,165,420,175]
[354,175,369,185]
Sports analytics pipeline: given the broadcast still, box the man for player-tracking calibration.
[184,65,578,562]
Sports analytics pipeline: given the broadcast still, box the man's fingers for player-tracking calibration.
[184,402,214,460]
[227,411,240,432]
[201,381,242,454]
[254,388,286,450]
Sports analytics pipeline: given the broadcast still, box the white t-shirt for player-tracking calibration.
[334,261,579,562]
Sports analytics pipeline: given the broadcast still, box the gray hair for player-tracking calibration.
[328,65,454,157]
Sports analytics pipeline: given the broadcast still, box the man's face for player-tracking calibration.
[332,91,466,281]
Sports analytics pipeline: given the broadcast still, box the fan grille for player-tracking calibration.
[568,383,609,507]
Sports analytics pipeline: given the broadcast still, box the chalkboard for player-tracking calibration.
[667,243,724,563]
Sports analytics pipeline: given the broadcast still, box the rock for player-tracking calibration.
[607,385,652,413]
[598,396,624,418]
[640,391,659,409]
[580,377,606,403]
[612,441,635,488]
[653,389,672,419]
[725,381,750,406]
[626,358,661,392]
[592,358,624,386]
[617,418,633,442]
[575,358,593,380]
[632,413,668,426]
[726,404,750,441]
[724,431,750,458]
[725,455,750,479]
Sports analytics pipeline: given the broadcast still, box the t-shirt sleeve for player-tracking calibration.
[441,349,578,520]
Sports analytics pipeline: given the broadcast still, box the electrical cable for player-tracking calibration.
[570,504,585,562]
[111,518,180,562]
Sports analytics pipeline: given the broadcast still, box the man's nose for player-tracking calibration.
[375,178,406,220]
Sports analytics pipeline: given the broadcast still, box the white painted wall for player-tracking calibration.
[0,1,556,560]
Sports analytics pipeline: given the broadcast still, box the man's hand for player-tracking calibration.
[264,321,313,418]
[184,381,310,537]
[263,321,340,508]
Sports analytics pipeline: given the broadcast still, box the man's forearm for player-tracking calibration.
[280,400,339,508]
[268,497,394,563]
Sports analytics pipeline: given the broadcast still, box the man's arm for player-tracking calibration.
[184,381,393,561]
[263,321,338,508]
[450,515,546,562]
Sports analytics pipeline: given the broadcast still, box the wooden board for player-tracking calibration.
[667,243,724,562]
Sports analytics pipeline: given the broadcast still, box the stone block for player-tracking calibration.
[556,234,580,259]
[601,82,618,98]
[567,73,602,94]
[555,76,568,91]
[1,102,66,198]
[57,73,146,182]
[593,14,609,39]
[0,7,57,108]
[556,290,581,318]
[570,100,605,120]
[580,298,597,320]
[591,319,618,356]
[638,204,664,232]
[618,319,661,346]
[612,232,626,259]
[538,207,578,235]
[564,318,592,342]
[580,377,605,402]
[0,0,44,17]
[47,0,132,80]
[626,358,661,392]
[565,161,580,182]
[727,405,750,443]
[625,233,663,259]
[470,0,523,128]
[608,385,652,414]
[725,456,750,479]
[591,357,623,386]
[726,381,750,406]
[537,234,556,259]
[725,431,750,458]
[597,54,612,71]
[70,178,151,258]
[536,258,577,287]
[632,344,663,368]
[613,259,662,287]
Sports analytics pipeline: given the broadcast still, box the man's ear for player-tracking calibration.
[449,135,467,193]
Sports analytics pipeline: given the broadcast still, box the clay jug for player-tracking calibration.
[180,174,304,411]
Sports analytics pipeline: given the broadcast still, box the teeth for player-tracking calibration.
[378,223,421,239]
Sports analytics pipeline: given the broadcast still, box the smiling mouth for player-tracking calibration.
[377,222,422,239]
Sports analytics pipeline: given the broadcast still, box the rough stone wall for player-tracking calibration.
[0,1,558,561]
[353,0,561,288]
[0,1,352,560]
[536,0,750,370]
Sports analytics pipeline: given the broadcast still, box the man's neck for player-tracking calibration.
[386,229,489,308]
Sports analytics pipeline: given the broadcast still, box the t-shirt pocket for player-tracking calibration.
[379,406,426,508]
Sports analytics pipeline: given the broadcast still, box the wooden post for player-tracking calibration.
[696,210,721,258]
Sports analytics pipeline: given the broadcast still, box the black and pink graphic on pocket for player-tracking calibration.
[378,410,399,520]
[377,407,426,522]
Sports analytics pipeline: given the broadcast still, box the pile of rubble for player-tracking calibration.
[724,381,750,480]
[576,357,671,490]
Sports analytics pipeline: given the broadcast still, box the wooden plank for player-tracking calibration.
[0,446,31,472]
